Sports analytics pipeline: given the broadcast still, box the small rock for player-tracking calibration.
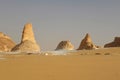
[55,40,74,50]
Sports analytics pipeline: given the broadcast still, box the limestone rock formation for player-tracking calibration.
[104,37,120,47]
[0,32,16,52]
[22,23,36,43]
[55,40,74,50]
[77,33,97,50]
[12,23,40,53]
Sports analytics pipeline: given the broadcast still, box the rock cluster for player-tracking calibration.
[1,22,119,53]
[12,23,40,53]
[77,33,98,50]
[104,37,120,47]
[0,32,16,52]
[55,40,74,50]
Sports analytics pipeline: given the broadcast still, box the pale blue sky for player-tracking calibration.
[0,0,120,50]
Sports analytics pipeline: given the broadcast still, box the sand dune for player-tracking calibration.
[0,47,120,80]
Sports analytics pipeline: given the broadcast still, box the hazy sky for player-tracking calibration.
[0,0,120,50]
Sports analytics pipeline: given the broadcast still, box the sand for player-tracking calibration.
[0,48,120,80]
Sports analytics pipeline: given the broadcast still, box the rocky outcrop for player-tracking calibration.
[0,32,16,52]
[55,40,74,50]
[77,33,97,50]
[104,37,120,47]
[12,23,40,53]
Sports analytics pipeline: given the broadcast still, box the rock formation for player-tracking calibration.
[12,23,40,53]
[0,32,16,52]
[104,37,120,47]
[22,23,36,43]
[77,33,97,50]
[55,40,74,50]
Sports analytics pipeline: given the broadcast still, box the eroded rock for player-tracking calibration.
[77,33,98,50]
[55,40,74,50]
[104,37,120,47]
[12,23,40,53]
[0,32,16,52]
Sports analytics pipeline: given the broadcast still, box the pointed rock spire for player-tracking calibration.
[84,33,92,43]
[12,23,40,53]
[77,33,97,50]
[22,23,36,43]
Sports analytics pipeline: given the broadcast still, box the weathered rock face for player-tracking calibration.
[0,32,16,52]
[12,23,40,53]
[104,37,120,47]
[77,33,97,50]
[55,40,74,50]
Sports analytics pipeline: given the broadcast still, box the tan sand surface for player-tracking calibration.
[0,48,120,80]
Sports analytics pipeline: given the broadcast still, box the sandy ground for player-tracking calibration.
[0,48,120,80]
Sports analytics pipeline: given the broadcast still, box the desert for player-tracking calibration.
[0,0,120,80]
[0,23,120,80]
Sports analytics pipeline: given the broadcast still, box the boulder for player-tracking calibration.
[77,33,97,50]
[0,32,16,52]
[55,40,74,50]
[12,23,40,53]
[104,37,120,47]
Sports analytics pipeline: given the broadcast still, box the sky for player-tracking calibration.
[0,0,120,50]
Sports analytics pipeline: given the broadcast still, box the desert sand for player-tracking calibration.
[0,47,120,80]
